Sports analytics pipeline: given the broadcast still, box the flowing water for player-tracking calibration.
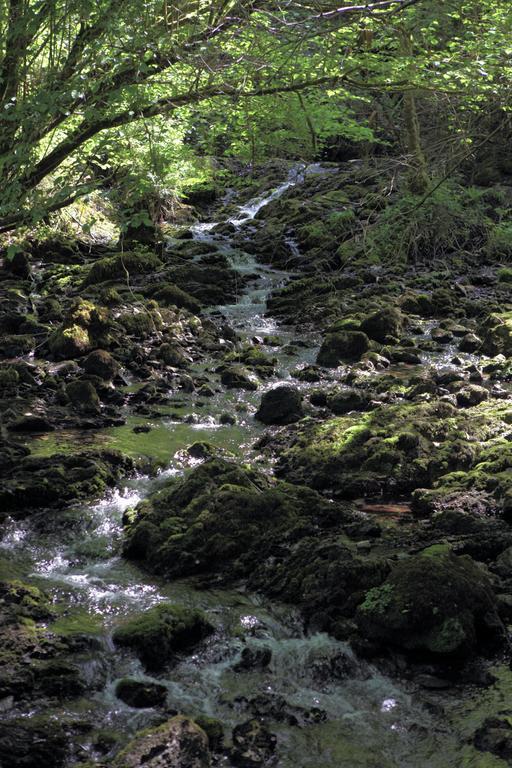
[1,165,509,767]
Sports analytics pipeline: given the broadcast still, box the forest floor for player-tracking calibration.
[0,159,511,768]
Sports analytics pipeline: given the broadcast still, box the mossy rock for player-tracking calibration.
[0,334,35,357]
[82,349,119,380]
[151,283,202,313]
[113,603,213,671]
[255,385,303,425]
[115,677,167,708]
[49,323,91,359]
[84,250,162,286]
[317,331,370,366]
[274,400,511,500]
[481,312,512,356]
[122,458,344,604]
[0,450,136,514]
[66,379,100,412]
[356,550,504,658]
[112,716,211,768]
[360,306,404,343]
[0,716,68,768]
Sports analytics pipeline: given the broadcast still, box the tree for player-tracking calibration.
[0,0,509,235]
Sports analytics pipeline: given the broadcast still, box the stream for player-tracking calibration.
[1,164,509,767]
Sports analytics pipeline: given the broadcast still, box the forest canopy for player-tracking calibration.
[0,0,510,234]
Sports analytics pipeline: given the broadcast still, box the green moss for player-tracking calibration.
[84,250,162,286]
[359,583,394,614]
[357,551,503,658]
[497,267,512,283]
[113,603,213,670]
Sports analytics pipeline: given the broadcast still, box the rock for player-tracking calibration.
[6,251,31,279]
[0,449,135,514]
[66,379,100,413]
[231,719,276,768]
[431,327,453,343]
[360,307,404,343]
[82,349,119,380]
[220,365,258,390]
[456,385,489,408]
[474,715,512,762]
[194,716,224,752]
[115,678,167,708]
[316,331,370,366]
[481,312,512,357]
[255,386,303,425]
[8,415,54,432]
[326,388,368,414]
[0,333,35,357]
[151,283,202,313]
[84,250,162,286]
[157,343,189,368]
[399,292,433,316]
[458,333,482,353]
[234,646,272,672]
[113,603,213,671]
[48,299,110,360]
[356,550,504,659]
[112,716,211,768]
[0,717,68,768]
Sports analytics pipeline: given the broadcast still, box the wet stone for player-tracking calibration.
[255,385,303,425]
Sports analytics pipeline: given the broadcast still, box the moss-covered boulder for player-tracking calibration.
[82,349,119,380]
[123,459,337,583]
[113,603,213,671]
[84,250,162,286]
[115,678,167,708]
[157,342,189,368]
[360,306,404,343]
[0,450,135,514]
[317,331,370,366]
[274,400,512,501]
[48,299,111,360]
[220,365,259,390]
[151,283,202,313]
[48,323,91,358]
[481,312,512,356]
[112,716,211,768]
[66,379,100,412]
[356,550,504,659]
[255,385,303,425]
[0,716,69,768]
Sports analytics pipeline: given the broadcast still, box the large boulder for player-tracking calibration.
[151,283,202,313]
[122,459,336,584]
[255,386,303,425]
[0,717,68,768]
[360,307,404,343]
[82,349,119,380]
[65,379,100,413]
[481,312,512,357]
[356,549,504,659]
[112,716,211,768]
[115,678,167,708]
[84,250,162,286]
[220,365,258,390]
[113,603,213,671]
[316,331,369,366]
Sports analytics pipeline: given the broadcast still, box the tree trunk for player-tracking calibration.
[399,26,429,195]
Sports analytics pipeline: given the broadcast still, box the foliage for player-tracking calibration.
[346,183,495,266]
[0,0,511,233]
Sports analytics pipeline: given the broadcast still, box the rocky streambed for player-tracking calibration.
[0,162,512,767]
